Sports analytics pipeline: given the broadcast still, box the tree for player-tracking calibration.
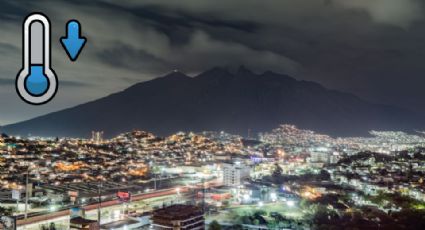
[0,207,12,215]
[272,163,283,178]
[254,210,267,217]
[318,170,330,181]
[238,215,252,225]
[0,207,13,229]
[49,222,57,230]
[208,220,222,230]
[231,224,243,230]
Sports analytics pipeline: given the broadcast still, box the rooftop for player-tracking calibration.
[152,204,203,221]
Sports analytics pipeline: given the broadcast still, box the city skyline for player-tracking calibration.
[2,124,425,229]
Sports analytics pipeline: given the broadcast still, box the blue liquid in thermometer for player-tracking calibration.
[25,66,49,96]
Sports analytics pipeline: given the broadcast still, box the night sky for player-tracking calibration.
[0,0,425,125]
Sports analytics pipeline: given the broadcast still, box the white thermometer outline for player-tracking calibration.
[16,13,58,105]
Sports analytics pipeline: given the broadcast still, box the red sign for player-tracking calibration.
[117,191,131,202]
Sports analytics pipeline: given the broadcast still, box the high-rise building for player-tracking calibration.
[91,131,104,145]
[222,160,251,186]
[151,204,204,230]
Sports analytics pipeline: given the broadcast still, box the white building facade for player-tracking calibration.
[222,161,251,186]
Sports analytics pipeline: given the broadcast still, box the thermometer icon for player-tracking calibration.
[16,13,58,105]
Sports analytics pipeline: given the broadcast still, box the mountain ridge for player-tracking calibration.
[2,67,422,138]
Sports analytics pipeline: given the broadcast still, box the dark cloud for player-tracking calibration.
[335,0,424,28]
[0,78,13,85]
[0,78,89,87]
[1,0,425,125]
[97,42,170,74]
[60,80,92,87]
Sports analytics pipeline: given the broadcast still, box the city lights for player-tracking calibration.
[1,126,425,229]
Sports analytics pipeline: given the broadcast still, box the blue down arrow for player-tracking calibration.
[60,20,87,61]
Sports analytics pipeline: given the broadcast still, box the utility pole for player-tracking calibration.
[158,173,163,189]
[97,181,102,224]
[202,178,206,213]
[24,169,29,219]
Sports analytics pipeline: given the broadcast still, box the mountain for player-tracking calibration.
[2,66,423,138]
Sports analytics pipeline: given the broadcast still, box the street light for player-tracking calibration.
[270,192,277,202]
[286,200,295,207]
[97,178,104,224]
[243,194,250,203]
[24,164,37,220]
[175,187,181,203]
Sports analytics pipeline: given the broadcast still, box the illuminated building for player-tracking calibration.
[309,151,329,164]
[222,160,250,186]
[91,131,104,145]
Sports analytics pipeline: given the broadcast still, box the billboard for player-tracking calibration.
[70,207,84,218]
[11,190,20,200]
[116,191,131,203]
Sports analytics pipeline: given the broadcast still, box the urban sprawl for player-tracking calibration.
[1,125,425,229]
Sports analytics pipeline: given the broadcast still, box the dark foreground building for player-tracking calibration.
[70,217,99,230]
[151,204,205,230]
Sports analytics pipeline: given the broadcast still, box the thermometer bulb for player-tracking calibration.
[25,66,49,96]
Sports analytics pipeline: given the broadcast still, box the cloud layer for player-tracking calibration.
[0,0,425,126]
